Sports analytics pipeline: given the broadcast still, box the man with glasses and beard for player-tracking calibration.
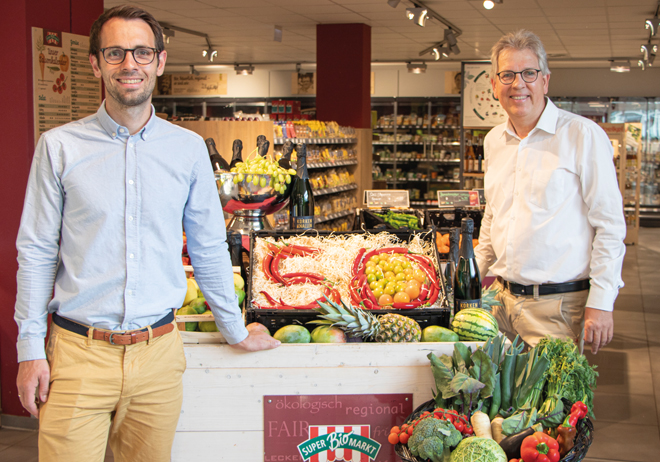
[14,6,280,461]
[475,30,626,355]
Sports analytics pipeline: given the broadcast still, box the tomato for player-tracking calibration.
[387,433,399,445]
[394,272,405,282]
[384,271,395,281]
[371,287,384,299]
[369,255,380,264]
[365,260,376,268]
[407,425,414,435]
[369,279,379,290]
[390,426,400,434]
[401,424,409,432]
[384,282,397,295]
[393,292,411,304]
[365,266,375,276]
[453,420,465,432]
[401,258,412,269]
[378,294,394,306]
[399,432,410,444]
[412,268,426,283]
[404,280,421,299]
[396,281,408,293]
[392,264,403,274]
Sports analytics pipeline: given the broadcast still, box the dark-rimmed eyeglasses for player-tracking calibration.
[100,47,158,65]
[496,68,541,85]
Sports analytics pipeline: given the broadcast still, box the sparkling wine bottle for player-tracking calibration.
[229,139,243,170]
[454,217,481,313]
[278,139,294,170]
[204,137,230,172]
[443,228,460,309]
[288,143,315,230]
[256,135,268,157]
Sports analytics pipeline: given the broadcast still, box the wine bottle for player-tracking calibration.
[289,143,315,230]
[256,135,267,157]
[454,217,481,313]
[278,139,294,170]
[205,137,230,172]
[229,139,243,170]
[258,139,270,158]
[443,228,460,309]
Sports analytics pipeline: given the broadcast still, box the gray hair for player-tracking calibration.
[490,30,550,78]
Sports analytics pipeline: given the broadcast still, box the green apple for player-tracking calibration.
[236,289,245,306]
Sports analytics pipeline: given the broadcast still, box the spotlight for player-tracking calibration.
[646,16,660,36]
[407,62,427,74]
[610,60,631,72]
[387,0,401,7]
[432,46,450,60]
[202,48,218,62]
[235,64,255,75]
[483,0,502,9]
[638,59,647,70]
[444,29,460,55]
[406,7,429,27]
[163,27,175,44]
[641,43,658,60]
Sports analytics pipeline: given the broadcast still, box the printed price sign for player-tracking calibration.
[364,190,410,209]
[473,189,486,205]
[264,394,412,462]
[437,190,480,207]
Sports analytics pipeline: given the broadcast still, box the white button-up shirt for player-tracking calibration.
[475,99,626,311]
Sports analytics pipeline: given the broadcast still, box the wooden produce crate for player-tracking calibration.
[245,229,451,333]
[176,313,227,344]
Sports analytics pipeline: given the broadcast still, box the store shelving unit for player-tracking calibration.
[371,97,461,208]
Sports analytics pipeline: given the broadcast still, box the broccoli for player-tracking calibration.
[408,418,463,462]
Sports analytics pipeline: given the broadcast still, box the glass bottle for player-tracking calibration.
[288,143,315,230]
[229,139,243,170]
[454,217,482,313]
[204,137,230,172]
[443,228,460,309]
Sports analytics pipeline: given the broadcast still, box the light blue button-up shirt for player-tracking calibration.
[15,102,248,362]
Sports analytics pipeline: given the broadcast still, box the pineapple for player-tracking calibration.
[312,299,421,342]
[481,282,503,312]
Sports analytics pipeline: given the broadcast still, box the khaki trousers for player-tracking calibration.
[491,279,588,350]
[39,321,187,462]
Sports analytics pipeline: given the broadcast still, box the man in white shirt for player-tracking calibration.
[475,30,626,354]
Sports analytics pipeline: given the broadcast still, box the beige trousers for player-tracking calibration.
[491,279,588,350]
[39,321,187,462]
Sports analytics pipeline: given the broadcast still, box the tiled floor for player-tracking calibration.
[1,227,658,461]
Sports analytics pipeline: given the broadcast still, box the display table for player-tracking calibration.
[172,341,478,461]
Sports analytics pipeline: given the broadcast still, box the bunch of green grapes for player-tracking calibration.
[230,157,296,194]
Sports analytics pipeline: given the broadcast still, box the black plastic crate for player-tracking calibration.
[425,208,483,236]
[245,228,450,335]
[246,307,451,337]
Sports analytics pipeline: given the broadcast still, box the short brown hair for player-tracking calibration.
[89,5,164,58]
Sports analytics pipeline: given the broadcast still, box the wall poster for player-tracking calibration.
[461,61,506,128]
[32,27,102,145]
[156,73,227,96]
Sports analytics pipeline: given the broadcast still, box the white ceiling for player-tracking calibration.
[105,0,660,68]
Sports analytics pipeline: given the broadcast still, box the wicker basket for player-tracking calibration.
[394,399,594,462]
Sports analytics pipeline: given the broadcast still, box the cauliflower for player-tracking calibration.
[408,418,463,462]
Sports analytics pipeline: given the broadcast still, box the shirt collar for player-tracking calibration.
[501,97,558,139]
[97,100,156,141]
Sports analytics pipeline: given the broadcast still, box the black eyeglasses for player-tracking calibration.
[496,68,541,85]
[100,47,158,65]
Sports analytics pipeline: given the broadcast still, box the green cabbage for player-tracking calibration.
[449,437,507,462]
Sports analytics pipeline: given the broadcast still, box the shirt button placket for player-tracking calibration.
[125,135,139,315]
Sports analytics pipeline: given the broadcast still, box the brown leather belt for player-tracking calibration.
[497,276,590,296]
[52,311,175,345]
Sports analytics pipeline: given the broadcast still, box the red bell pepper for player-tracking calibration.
[520,432,560,462]
[571,401,588,420]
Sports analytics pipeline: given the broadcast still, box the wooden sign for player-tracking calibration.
[157,73,227,96]
[437,190,480,207]
[364,190,410,208]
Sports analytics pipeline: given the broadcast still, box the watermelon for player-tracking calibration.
[451,308,498,341]
[449,437,507,462]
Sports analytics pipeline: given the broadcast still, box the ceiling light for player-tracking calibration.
[483,0,502,9]
[387,0,401,7]
[406,7,429,27]
[235,64,255,75]
[649,53,656,66]
[444,29,460,55]
[163,28,175,44]
[646,17,660,36]
[407,62,427,74]
[432,46,450,60]
[641,42,658,61]
[202,48,217,62]
[638,59,647,70]
[274,25,283,42]
[610,60,631,72]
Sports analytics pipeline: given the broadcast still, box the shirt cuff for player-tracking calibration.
[17,338,47,362]
[218,319,249,345]
[585,285,618,312]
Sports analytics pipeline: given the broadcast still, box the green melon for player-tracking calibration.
[451,308,499,341]
[421,325,459,342]
[273,325,311,344]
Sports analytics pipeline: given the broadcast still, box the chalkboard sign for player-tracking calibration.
[364,190,410,208]
[437,190,480,207]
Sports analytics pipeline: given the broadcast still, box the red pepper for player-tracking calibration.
[570,401,588,420]
[270,253,286,284]
[281,272,324,280]
[262,253,276,282]
[557,414,577,457]
[352,248,366,277]
[393,301,422,309]
[520,432,560,462]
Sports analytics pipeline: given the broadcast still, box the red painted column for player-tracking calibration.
[316,24,371,129]
[0,0,103,418]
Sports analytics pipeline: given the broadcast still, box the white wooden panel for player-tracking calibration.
[177,365,435,431]
[172,431,263,462]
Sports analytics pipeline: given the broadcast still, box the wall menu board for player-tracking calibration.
[364,190,410,208]
[32,27,102,145]
[462,61,506,128]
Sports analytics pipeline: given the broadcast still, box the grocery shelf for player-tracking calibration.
[308,159,358,169]
[372,141,460,146]
[274,137,357,145]
[463,172,485,178]
[315,208,356,224]
[384,179,460,184]
[373,159,460,165]
[312,183,358,197]
[373,124,460,130]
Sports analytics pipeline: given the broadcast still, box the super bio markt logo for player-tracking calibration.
[297,425,381,462]
[42,30,62,48]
